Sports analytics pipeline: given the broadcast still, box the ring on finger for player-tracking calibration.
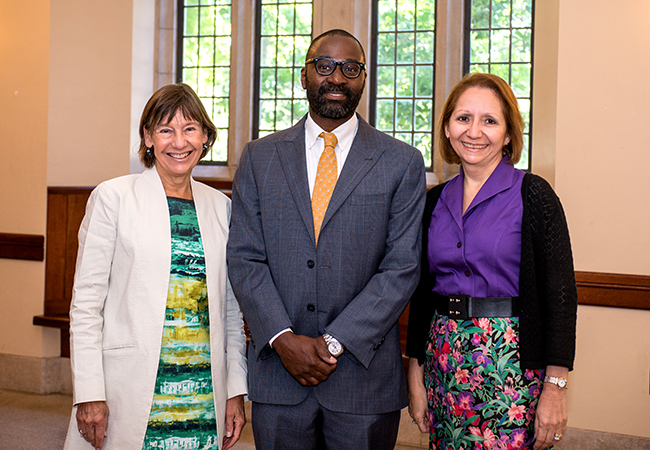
[79,429,87,436]
[553,433,563,441]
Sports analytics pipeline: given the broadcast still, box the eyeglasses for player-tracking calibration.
[305,57,366,79]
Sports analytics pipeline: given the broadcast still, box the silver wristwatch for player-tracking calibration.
[323,333,344,357]
[544,375,568,389]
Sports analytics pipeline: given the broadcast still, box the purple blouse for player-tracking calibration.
[428,157,525,297]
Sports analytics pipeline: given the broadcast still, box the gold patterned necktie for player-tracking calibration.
[312,132,338,243]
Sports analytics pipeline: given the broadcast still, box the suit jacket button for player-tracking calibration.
[307,304,316,312]
[307,260,315,268]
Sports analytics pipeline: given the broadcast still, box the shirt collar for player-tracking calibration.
[305,113,359,152]
[446,156,518,218]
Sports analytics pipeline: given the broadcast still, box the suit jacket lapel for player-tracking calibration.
[276,117,316,242]
[321,116,385,230]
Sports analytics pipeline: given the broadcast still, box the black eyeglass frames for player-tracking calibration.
[305,57,366,79]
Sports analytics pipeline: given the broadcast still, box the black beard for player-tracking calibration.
[306,82,363,120]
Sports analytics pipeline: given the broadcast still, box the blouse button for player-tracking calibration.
[465,270,470,277]
[456,242,462,248]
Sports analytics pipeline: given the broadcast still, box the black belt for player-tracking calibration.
[433,293,519,320]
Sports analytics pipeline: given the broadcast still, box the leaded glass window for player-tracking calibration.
[372,0,437,169]
[254,0,313,138]
[177,0,232,164]
[466,0,534,170]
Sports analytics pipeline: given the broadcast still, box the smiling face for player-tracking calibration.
[301,34,366,131]
[444,87,511,173]
[144,110,207,188]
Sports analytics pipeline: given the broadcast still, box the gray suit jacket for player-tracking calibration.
[227,114,425,414]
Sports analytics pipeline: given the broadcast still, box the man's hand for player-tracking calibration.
[76,400,109,449]
[273,332,337,386]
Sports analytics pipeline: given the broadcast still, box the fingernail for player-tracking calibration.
[226,431,232,437]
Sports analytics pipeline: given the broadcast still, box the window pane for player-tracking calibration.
[396,100,413,131]
[396,66,414,97]
[471,0,489,28]
[260,37,278,66]
[415,31,434,64]
[377,33,396,64]
[260,68,277,98]
[259,100,276,131]
[261,5,278,35]
[490,29,511,63]
[415,65,433,97]
[378,0,396,31]
[377,66,395,97]
[470,30,490,64]
[511,63,531,97]
[512,0,532,27]
[397,0,415,31]
[376,99,395,131]
[278,5,295,34]
[416,1,435,30]
[511,28,531,62]
[414,100,433,131]
[276,68,293,98]
[491,0,511,28]
[185,7,199,35]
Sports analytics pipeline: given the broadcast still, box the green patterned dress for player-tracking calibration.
[142,197,219,450]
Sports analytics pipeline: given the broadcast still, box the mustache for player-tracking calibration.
[318,83,352,98]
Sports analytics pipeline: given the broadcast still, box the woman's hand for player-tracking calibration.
[222,394,246,450]
[407,357,430,433]
[76,401,109,449]
[534,366,568,449]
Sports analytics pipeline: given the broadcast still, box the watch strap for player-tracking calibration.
[544,375,568,389]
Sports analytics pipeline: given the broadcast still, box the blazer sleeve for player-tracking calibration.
[227,143,295,357]
[225,278,248,397]
[69,183,119,405]
[325,148,426,368]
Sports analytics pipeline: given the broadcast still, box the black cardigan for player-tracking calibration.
[406,173,578,370]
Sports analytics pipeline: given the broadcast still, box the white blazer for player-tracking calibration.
[64,167,247,449]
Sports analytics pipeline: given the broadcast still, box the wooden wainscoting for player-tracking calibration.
[575,271,650,310]
[0,233,44,261]
[33,187,93,357]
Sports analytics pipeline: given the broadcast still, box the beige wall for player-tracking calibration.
[0,0,57,358]
[552,0,650,439]
[47,0,134,186]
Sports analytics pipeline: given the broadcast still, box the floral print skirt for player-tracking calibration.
[424,314,547,450]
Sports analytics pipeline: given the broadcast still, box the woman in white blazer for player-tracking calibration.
[64,84,247,450]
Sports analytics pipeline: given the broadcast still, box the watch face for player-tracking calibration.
[558,379,567,388]
[328,341,342,356]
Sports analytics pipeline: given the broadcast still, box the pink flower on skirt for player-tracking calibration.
[507,403,526,423]
[454,366,470,385]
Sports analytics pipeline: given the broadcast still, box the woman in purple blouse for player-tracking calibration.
[406,73,577,450]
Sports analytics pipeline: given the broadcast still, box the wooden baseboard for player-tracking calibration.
[0,233,44,261]
[576,271,650,310]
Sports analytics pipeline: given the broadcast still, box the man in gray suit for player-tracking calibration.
[227,29,426,449]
